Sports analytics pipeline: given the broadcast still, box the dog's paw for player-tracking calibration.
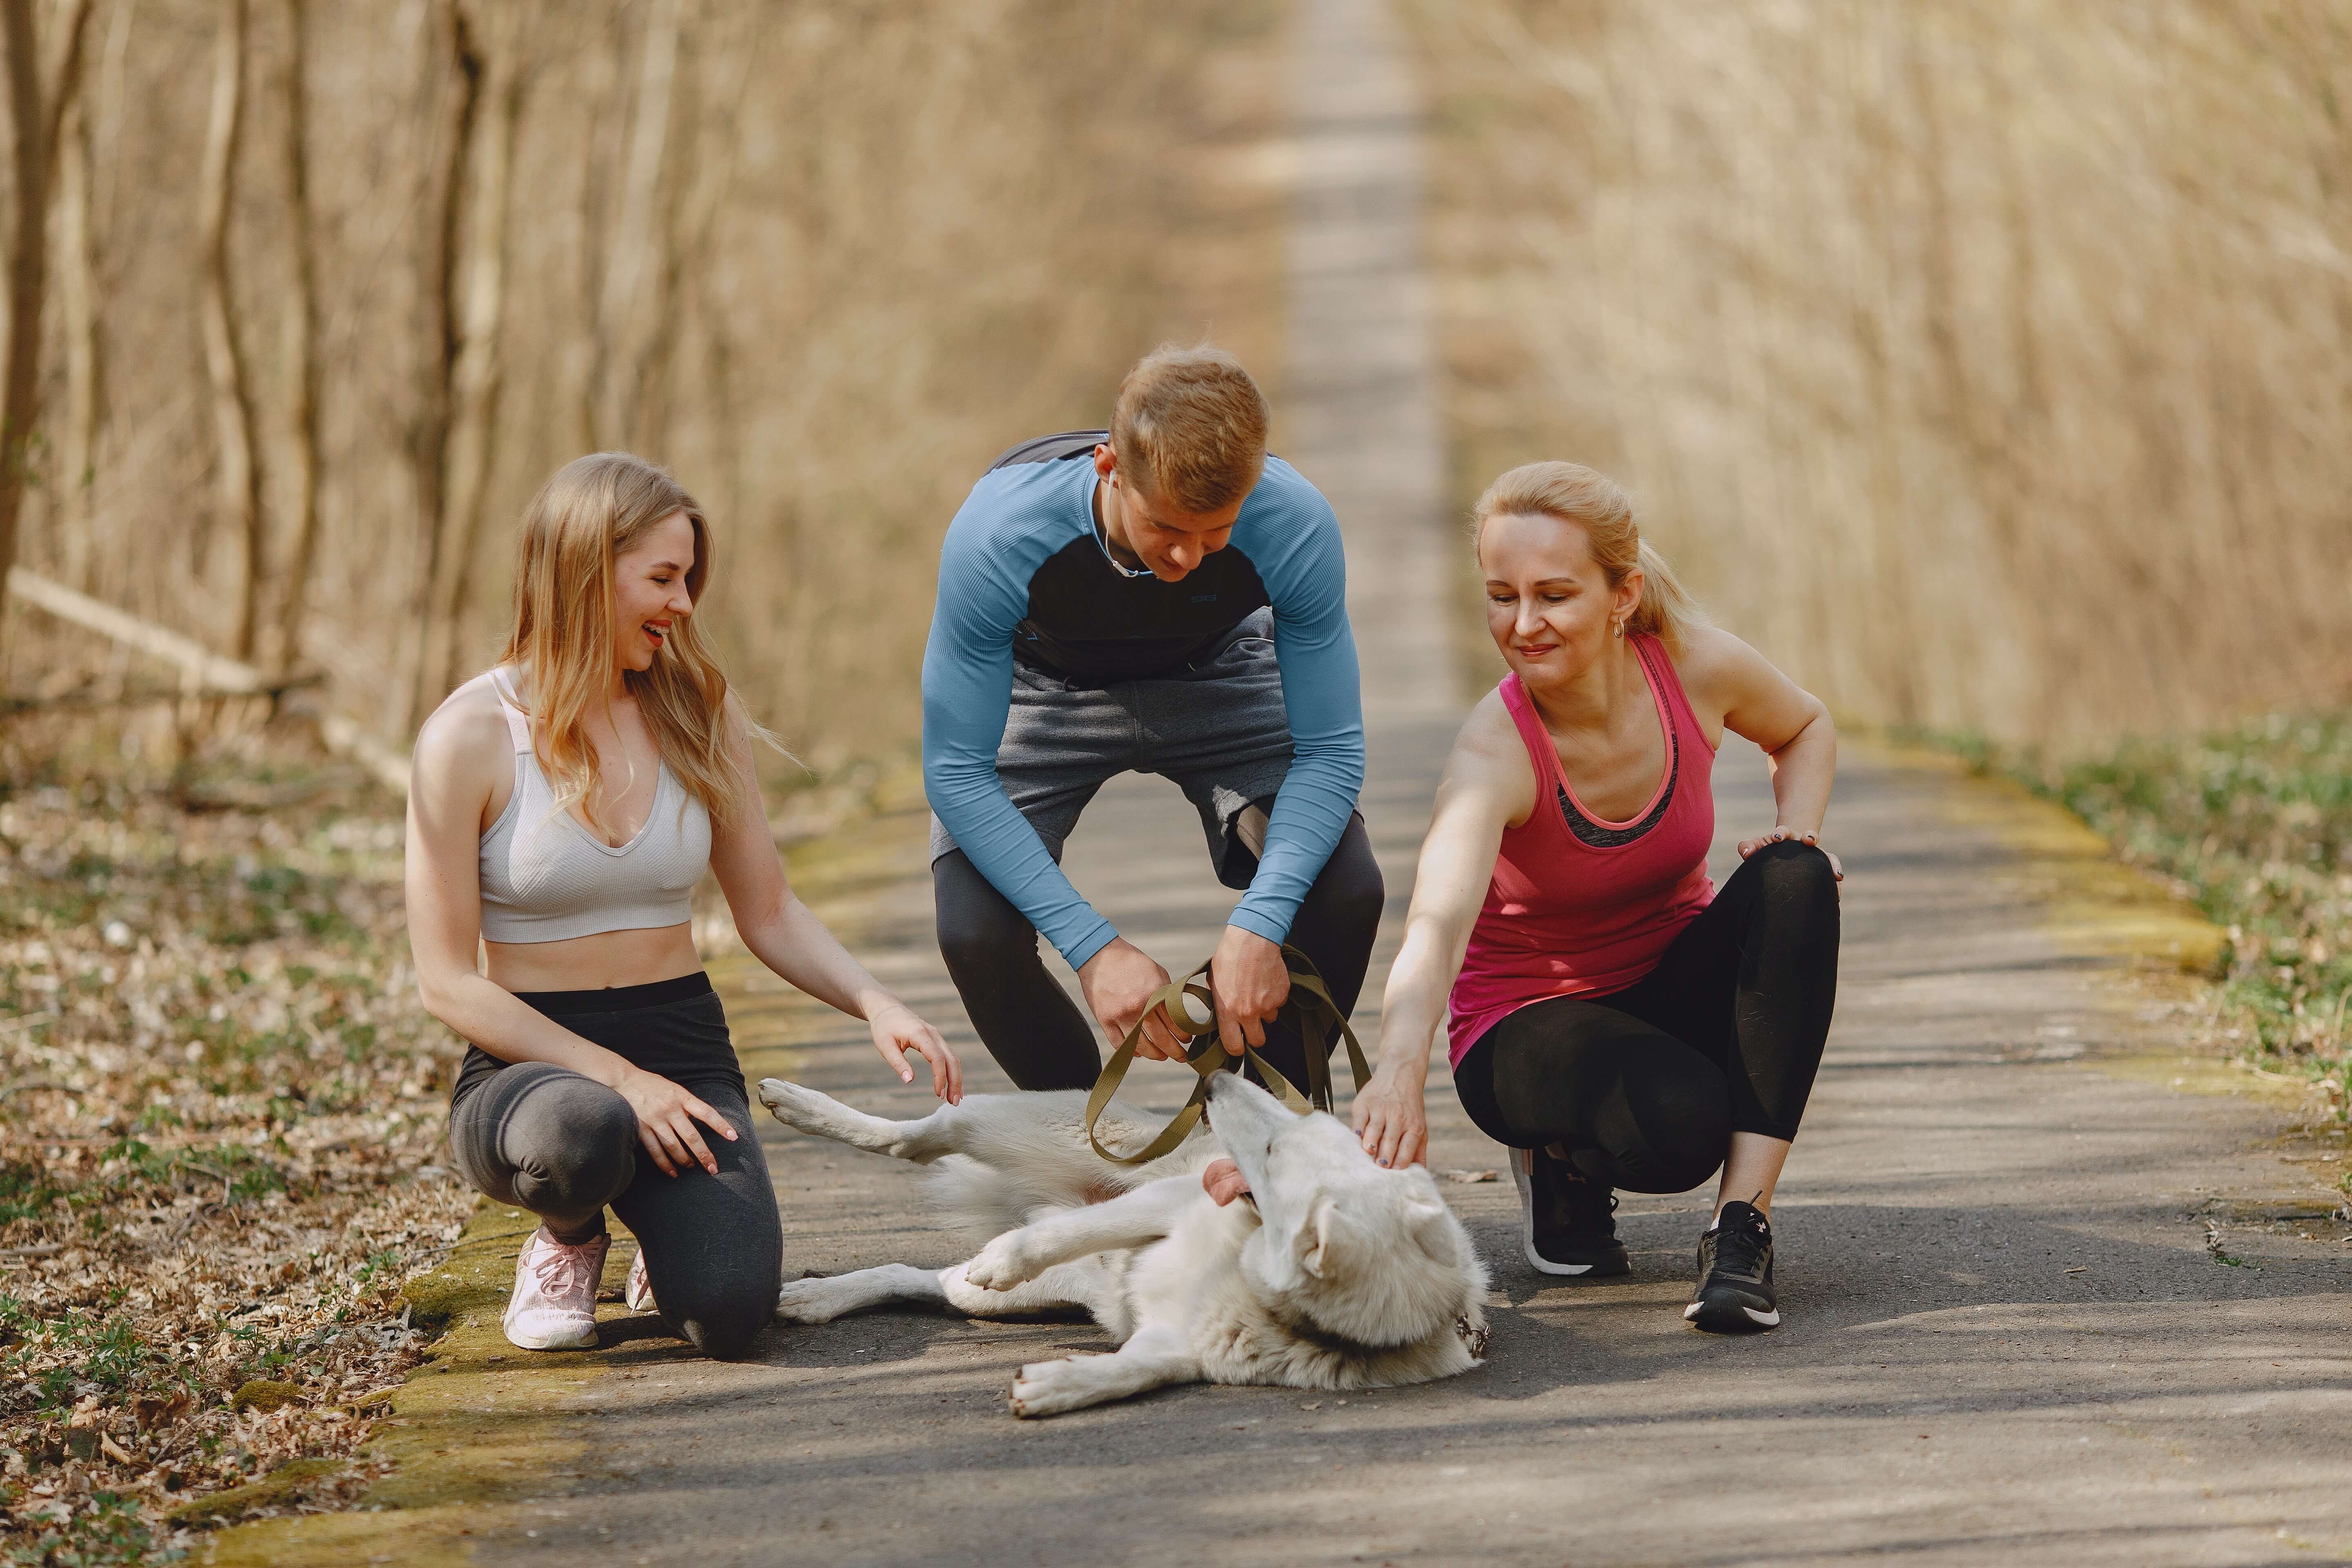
[962,1234,1038,1293]
[773,1276,848,1324]
[757,1078,827,1131]
[1007,1356,1101,1419]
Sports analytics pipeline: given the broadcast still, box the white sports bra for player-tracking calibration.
[477,669,712,943]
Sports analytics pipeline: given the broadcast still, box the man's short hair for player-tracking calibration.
[1109,344,1269,514]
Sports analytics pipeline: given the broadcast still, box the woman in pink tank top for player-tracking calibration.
[1352,462,1842,1335]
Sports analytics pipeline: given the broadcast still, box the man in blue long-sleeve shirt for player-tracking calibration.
[923,345,1381,1091]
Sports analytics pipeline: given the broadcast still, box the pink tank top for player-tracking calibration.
[1446,635,1716,1067]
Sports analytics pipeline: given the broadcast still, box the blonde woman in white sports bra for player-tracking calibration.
[406,452,961,1359]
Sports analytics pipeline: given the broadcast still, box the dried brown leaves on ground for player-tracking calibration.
[0,784,473,1563]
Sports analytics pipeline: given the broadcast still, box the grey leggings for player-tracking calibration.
[447,973,782,1360]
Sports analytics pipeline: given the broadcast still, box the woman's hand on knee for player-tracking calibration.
[613,1069,737,1178]
[1737,827,1842,883]
[1351,1070,1429,1170]
[867,998,963,1104]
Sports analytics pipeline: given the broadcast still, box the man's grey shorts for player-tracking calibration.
[930,610,1292,890]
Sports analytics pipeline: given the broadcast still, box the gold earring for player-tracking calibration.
[1612,617,1626,639]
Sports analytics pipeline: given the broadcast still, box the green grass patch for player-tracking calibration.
[1907,710,2352,1120]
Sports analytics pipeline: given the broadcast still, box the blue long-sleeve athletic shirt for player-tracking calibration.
[921,434,1365,971]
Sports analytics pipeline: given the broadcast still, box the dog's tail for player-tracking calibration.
[927,1154,1061,1238]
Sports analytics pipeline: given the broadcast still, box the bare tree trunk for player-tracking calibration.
[424,0,532,702]
[0,0,96,642]
[592,0,679,451]
[677,11,762,526]
[92,0,131,241]
[401,0,484,733]
[196,0,265,663]
[55,87,96,589]
[268,0,323,677]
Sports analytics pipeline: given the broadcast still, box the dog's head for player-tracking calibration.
[1207,1073,1488,1351]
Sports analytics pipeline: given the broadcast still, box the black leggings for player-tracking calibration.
[1453,839,1840,1194]
[935,806,1384,1092]
[446,973,782,1359]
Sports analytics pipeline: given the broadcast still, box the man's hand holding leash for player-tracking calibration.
[1080,938,1185,1060]
[1209,924,1290,1058]
[1082,924,1294,1065]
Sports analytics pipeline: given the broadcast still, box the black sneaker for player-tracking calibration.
[1509,1146,1628,1277]
[1684,1200,1780,1332]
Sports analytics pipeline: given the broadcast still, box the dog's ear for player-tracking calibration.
[1408,1198,1459,1266]
[1297,1197,1343,1279]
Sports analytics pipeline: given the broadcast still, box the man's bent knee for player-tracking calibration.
[1314,825,1385,927]
[934,852,1037,973]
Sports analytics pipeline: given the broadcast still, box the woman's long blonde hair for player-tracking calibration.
[496,452,748,835]
[1471,461,1708,655]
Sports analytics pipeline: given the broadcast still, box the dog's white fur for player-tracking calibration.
[757,1072,1490,1418]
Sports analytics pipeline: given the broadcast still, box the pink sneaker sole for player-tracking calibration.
[625,1249,657,1314]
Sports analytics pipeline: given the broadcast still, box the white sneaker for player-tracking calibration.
[503,1227,608,1350]
[624,1248,657,1314]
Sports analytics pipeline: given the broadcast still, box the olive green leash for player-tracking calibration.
[1082,944,1372,1165]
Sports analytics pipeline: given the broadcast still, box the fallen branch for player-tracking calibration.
[316,711,412,797]
[6,568,411,794]
[0,673,322,714]
[9,568,264,691]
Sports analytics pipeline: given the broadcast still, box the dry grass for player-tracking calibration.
[1406,1,2352,743]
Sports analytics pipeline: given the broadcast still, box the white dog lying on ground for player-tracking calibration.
[757,1071,1491,1418]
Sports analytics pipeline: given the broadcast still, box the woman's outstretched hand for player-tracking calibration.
[1736,826,1843,882]
[1351,1068,1430,1170]
[868,998,963,1103]
[613,1068,739,1178]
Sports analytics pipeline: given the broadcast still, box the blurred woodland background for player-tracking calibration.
[0,0,2345,771]
[0,0,1284,786]
[1410,0,2352,743]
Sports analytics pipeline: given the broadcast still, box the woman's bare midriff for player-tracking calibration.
[484,924,703,994]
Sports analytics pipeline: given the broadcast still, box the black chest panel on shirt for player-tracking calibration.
[990,430,1274,686]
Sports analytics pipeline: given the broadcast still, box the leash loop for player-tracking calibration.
[1082,944,1370,1165]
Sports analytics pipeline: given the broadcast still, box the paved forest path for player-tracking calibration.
[476,3,2349,1564]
